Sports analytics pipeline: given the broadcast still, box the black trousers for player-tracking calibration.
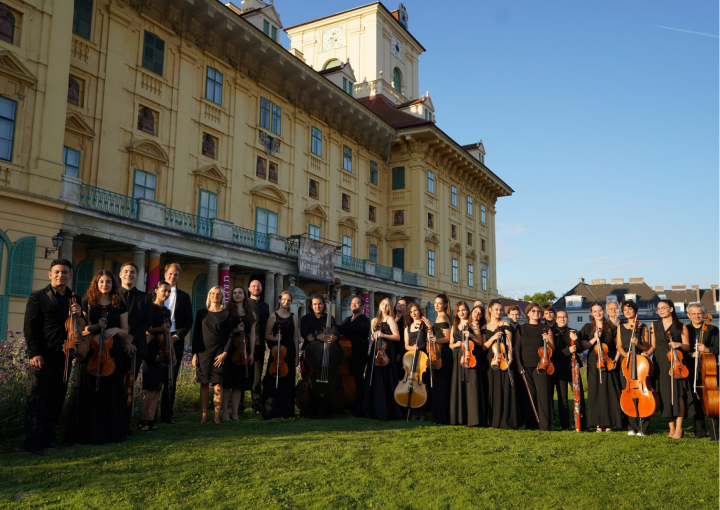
[627,416,651,434]
[160,339,184,421]
[694,402,719,439]
[521,367,555,431]
[350,357,367,413]
[24,355,68,450]
[251,344,265,412]
[551,365,587,430]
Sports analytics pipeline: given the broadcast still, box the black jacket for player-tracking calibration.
[24,284,73,359]
[122,286,153,356]
[300,312,337,350]
[170,288,193,343]
[250,297,270,350]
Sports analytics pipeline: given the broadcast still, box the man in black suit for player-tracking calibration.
[23,259,81,455]
[249,279,270,413]
[336,295,371,413]
[119,262,152,429]
[160,263,193,424]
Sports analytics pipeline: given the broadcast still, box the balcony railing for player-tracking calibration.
[164,208,213,237]
[285,238,299,257]
[79,184,138,219]
[375,264,393,280]
[341,255,365,273]
[402,270,420,286]
[232,225,269,251]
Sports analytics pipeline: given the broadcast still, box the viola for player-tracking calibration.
[394,321,429,420]
[595,326,614,383]
[63,293,88,382]
[87,306,115,391]
[269,328,288,388]
[695,314,719,418]
[569,329,583,431]
[489,326,507,371]
[295,278,346,418]
[620,319,659,419]
[461,325,477,369]
[536,327,554,376]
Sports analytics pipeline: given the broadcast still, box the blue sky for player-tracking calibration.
[272,0,719,298]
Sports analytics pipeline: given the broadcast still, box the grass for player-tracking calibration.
[0,399,717,510]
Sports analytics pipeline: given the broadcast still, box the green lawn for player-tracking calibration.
[1,403,717,510]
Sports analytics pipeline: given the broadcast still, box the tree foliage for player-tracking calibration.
[522,291,557,305]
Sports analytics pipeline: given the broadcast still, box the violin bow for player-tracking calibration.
[521,371,539,424]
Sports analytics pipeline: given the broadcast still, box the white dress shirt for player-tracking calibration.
[165,286,177,332]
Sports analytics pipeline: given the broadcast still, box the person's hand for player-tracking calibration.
[641,352,651,358]
[698,344,709,353]
[413,345,418,351]
[668,341,682,349]
[569,345,577,353]
[96,317,107,330]
[542,331,550,343]
[104,328,119,339]
[631,337,638,345]
[248,353,254,365]
[124,340,137,354]
[70,303,82,315]
[613,354,620,364]
[192,354,197,368]
[327,334,336,343]
[29,355,44,370]
[569,331,578,341]
[519,367,525,375]
[214,352,227,367]
[171,334,179,344]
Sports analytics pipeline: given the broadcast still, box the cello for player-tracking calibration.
[620,319,659,420]
[87,306,115,391]
[295,278,346,418]
[666,330,689,406]
[536,327,554,376]
[695,314,719,418]
[395,320,429,420]
[63,293,88,382]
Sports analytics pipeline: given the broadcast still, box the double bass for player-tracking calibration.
[695,314,719,418]
[295,278,345,418]
[536,327,554,376]
[620,319,659,420]
[395,320,429,420]
[87,306,115,391]
[63,293,88,382]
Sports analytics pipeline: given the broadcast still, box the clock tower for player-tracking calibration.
[285,2,425,105]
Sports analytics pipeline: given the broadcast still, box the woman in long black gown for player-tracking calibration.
[394,298,408,379]
[651,298,694,439]
[192,286,234,425]
[360,298,403,420]
[581,302,623,432]
[138,280,172,432]
[517,303,555,431]
[449,301,485,426]
[402,302,429,421]
[429,294,452,425]
[483,299,524,430]
[66,270,129,445]
[225,286,256,420]
[262,291,298,419]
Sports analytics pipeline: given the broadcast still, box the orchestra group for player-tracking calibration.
[21,258,719,455]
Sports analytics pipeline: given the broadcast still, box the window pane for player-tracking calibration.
[65,150,80,167]
[0,97,15,120]
[268,212,278,233]
[0,119,13,140]
[146,173,156,188]
[133,185,143,199]
[134,170,146,187]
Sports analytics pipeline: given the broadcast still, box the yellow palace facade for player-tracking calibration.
[0,0,512,337]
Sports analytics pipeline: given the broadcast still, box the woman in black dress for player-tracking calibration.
[483,299,524,430]
[394,298,408,379]
[192,286,234,425]
[429,294,452,425]
[225,286,256,420]
[651,299,693,439]
[360,298,404,420]
[65,270,129,445]
[449,301,486,426]
[517,303,555,431]
[262,291,298,419]
[615,300,652,436]
[138,280,172,432]
[581,302,624,432]
[402,302,430,421]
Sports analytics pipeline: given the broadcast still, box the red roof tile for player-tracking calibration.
[395,96,428,109]
[356,95,432,129]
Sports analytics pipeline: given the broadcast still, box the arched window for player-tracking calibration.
[393,68,402,93]
[323,59,342,70]
[74,258,95,299]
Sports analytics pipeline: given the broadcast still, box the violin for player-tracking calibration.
[373,322,389,367]
[295,278,346,418]
[427,321,442,370]
[63,293,88,382]
[461,325,477,369]
[269,327,288,389]
[394,320,429,420]
[620,319,659,419]
[666,330,689,379]
[87,306,115,391]
[156,316,175,388]
[696,314,719,418]
[232,328,249,369]
[489,326,507,371]
[536,327,554,376]
[595,326,614,382]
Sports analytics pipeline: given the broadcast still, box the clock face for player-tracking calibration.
[392,35,402,60]
[322,27,345,52]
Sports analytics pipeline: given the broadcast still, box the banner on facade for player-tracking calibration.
[298,237,335,282]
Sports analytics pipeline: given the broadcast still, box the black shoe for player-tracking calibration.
[27,448,43,456]
[161,418,176,425]
[47,442,70,450]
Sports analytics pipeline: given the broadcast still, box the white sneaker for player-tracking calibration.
[627,430,637,436]
[636,432,647,437]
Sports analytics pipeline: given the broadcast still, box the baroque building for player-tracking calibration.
[0,0,512,336]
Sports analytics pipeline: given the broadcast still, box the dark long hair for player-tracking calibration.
[657,299,683,335]
[434,293,449,315]
[230,286,257,325]
[151,280,171,304]
[452,301,470,329]
[85,270,125,309]
[404,302,424,327]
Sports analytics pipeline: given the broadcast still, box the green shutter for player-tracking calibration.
[192,273,208,334]
[74,259,95,299]
[73,0,93,40]
[7,236,36,297]
[392,167,405,190]
[0,295,7,340]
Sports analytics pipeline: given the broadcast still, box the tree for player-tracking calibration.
[522,291,557,305]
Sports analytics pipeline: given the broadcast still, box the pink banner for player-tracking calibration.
[363,292,370,317]
[220,267,230,303]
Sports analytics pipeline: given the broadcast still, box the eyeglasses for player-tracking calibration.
[529,309,541,314]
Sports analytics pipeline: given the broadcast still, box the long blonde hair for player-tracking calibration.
[206,285,226,309]
[375,297,392,325]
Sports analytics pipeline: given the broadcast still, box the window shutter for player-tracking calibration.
[73,259,95,298]
[392,167,405,190]
[0,295,7,340]
[7,236,36,297]
[192,273,208,327]
[73,0,93,40]
[392,248,404,270]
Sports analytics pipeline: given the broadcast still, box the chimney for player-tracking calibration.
[579,277,585,283]
[671,285,686,290]
[611,278,623,284]
[629,277,644,283]
[692,285,700,303]
[590,279,606,285]
[712,284,718,302]
[655,286,664,291]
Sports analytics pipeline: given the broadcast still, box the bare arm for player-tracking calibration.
[383,317,401,342]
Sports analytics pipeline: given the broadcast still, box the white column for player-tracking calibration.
[275,273,285,303]
[264,271,276,309]
[132,248,147,291]
[207,260,219,289]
